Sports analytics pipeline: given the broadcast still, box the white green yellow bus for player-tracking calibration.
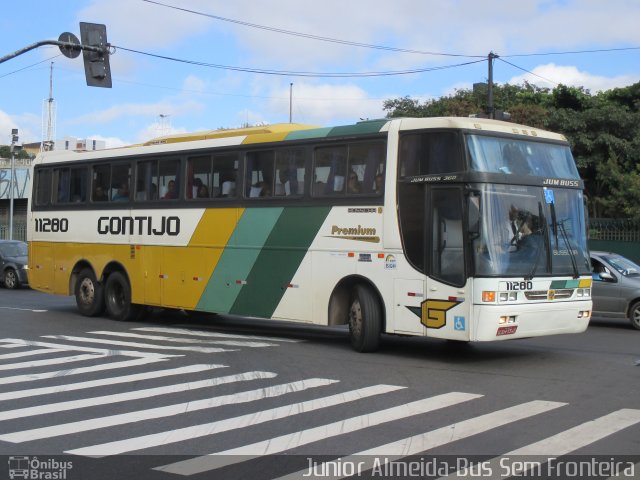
[28,117,593,352]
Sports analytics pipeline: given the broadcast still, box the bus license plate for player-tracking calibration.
[496,325,518,336]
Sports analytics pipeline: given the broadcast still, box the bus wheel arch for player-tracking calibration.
[102,263,142,322]
[328,276,385,352]
[72,262,105,317]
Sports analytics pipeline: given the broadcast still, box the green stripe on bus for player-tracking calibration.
[196,208,284,313]
[284,127,333,141]
[326,120,388,137]
[230,206,331,318]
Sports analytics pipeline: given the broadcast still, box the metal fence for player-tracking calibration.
[589,218,640,242]
[0,223,27,241]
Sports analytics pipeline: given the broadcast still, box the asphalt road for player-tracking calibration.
[1,287,639,480]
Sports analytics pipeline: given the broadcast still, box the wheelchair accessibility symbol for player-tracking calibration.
[454,316,466,331]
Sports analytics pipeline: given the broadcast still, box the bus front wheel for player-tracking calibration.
[104,271,141,322]
[75,268,105,317]
[348,285,382,353]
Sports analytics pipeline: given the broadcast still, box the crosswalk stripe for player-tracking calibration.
[133,326,302,343]
[506,408,640,455]
[87,330,278,348]
[0,353,104,371]
[155,392,482,476]
[66,384,401,457]
[0,358,166,386]
[3,378,339,444]
[271,400,567,480]
[0,364,225,402]
[0,348,66,360]
[41,335,237,353]
[443,409,640,479]
[0,338,177,358]
[0,371,276,422]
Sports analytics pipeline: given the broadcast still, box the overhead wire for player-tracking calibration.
[114,45,487,78]
[141,0,484,59]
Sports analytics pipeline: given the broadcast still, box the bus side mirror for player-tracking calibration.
[468,195,480,235]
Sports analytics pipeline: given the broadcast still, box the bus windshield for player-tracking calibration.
[466,134,579,178]
[472,184,591,277]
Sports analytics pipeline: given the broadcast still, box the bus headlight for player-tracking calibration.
[576,288,591,298]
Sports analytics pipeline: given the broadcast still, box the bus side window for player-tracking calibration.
[246,151,274,198]
[313,146,347,196]
[430,187,465,286]
[214,154,238,198]
[275,148,305,196]
[34,168,51,207]
[159,159,180,200]
[347,142,385,195]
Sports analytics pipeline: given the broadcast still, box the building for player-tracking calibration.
[57,136,106,152]
[0,157,31,241]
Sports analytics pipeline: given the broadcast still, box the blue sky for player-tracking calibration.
[1,0,639,148]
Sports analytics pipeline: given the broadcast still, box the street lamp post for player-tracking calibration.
[9,128,18,240]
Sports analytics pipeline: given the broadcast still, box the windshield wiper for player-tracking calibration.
[557,219,580,279]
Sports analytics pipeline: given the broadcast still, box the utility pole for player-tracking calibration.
[487,51,498,119]
[289,83,293,123]
[9,129,18,240]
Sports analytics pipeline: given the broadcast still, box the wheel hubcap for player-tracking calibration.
[79,278,95,305]
[350,299,363,337]
[6,271,16,288]
[632,307,640,327]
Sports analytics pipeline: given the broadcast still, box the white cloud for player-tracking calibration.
[86,134,128,149]
[69,99,204,125]
[266,82,387,125]
[507,64,638,92]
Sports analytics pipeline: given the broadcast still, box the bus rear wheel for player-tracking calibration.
[104,271,141,322]
[348,285,382,353]
[75,268,105,317]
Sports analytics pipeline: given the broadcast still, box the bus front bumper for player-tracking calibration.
[472,300,592,341]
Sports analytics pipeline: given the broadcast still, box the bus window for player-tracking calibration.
[347,142,385,195]
[136,160,158,201]
[111,164,131,202]
[430,187,465,286]
[187,155,211,199]
[275,148,305,196]
[246,151,274,198]
[313,146,347,196]
[34,168,51,207]
[213,154,238,198]
[53,168,71,204]
[159,159,180,200]
[399,132,461,176]
[92,164,110,202]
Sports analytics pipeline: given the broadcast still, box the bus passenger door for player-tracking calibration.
[425,186,470,341]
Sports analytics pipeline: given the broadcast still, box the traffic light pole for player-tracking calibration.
[0,40,106,65]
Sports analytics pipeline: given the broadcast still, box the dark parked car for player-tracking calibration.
[0,240,29,289]
[590,251,640,330]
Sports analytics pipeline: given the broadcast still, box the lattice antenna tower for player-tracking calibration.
[41,61,56,152]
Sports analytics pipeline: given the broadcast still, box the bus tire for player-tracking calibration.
[348,285,382,353]
[75,268,105,317]
[629,301,640,330]
[104,271,141,322]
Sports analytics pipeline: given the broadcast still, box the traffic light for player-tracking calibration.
[79,22,112,88]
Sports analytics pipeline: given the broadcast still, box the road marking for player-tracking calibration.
[0,371,276,422]
[0,353,104,371]
[41,335,237,353]
[0,364,225,402]
[0,338,178,358]
[0,348,66,360]
[66,383,402,457]
[155,392,481,476]
[437,409,640,479]
[0,358,166,386]
[272,400,567,480]
[88,330,278,348]
[5,378,339,444]
[0,306,48,312]
[134,326,302,343]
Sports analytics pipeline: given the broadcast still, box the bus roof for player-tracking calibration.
[34,117,566,166]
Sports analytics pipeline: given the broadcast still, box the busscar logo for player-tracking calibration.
[328,225,379,243]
